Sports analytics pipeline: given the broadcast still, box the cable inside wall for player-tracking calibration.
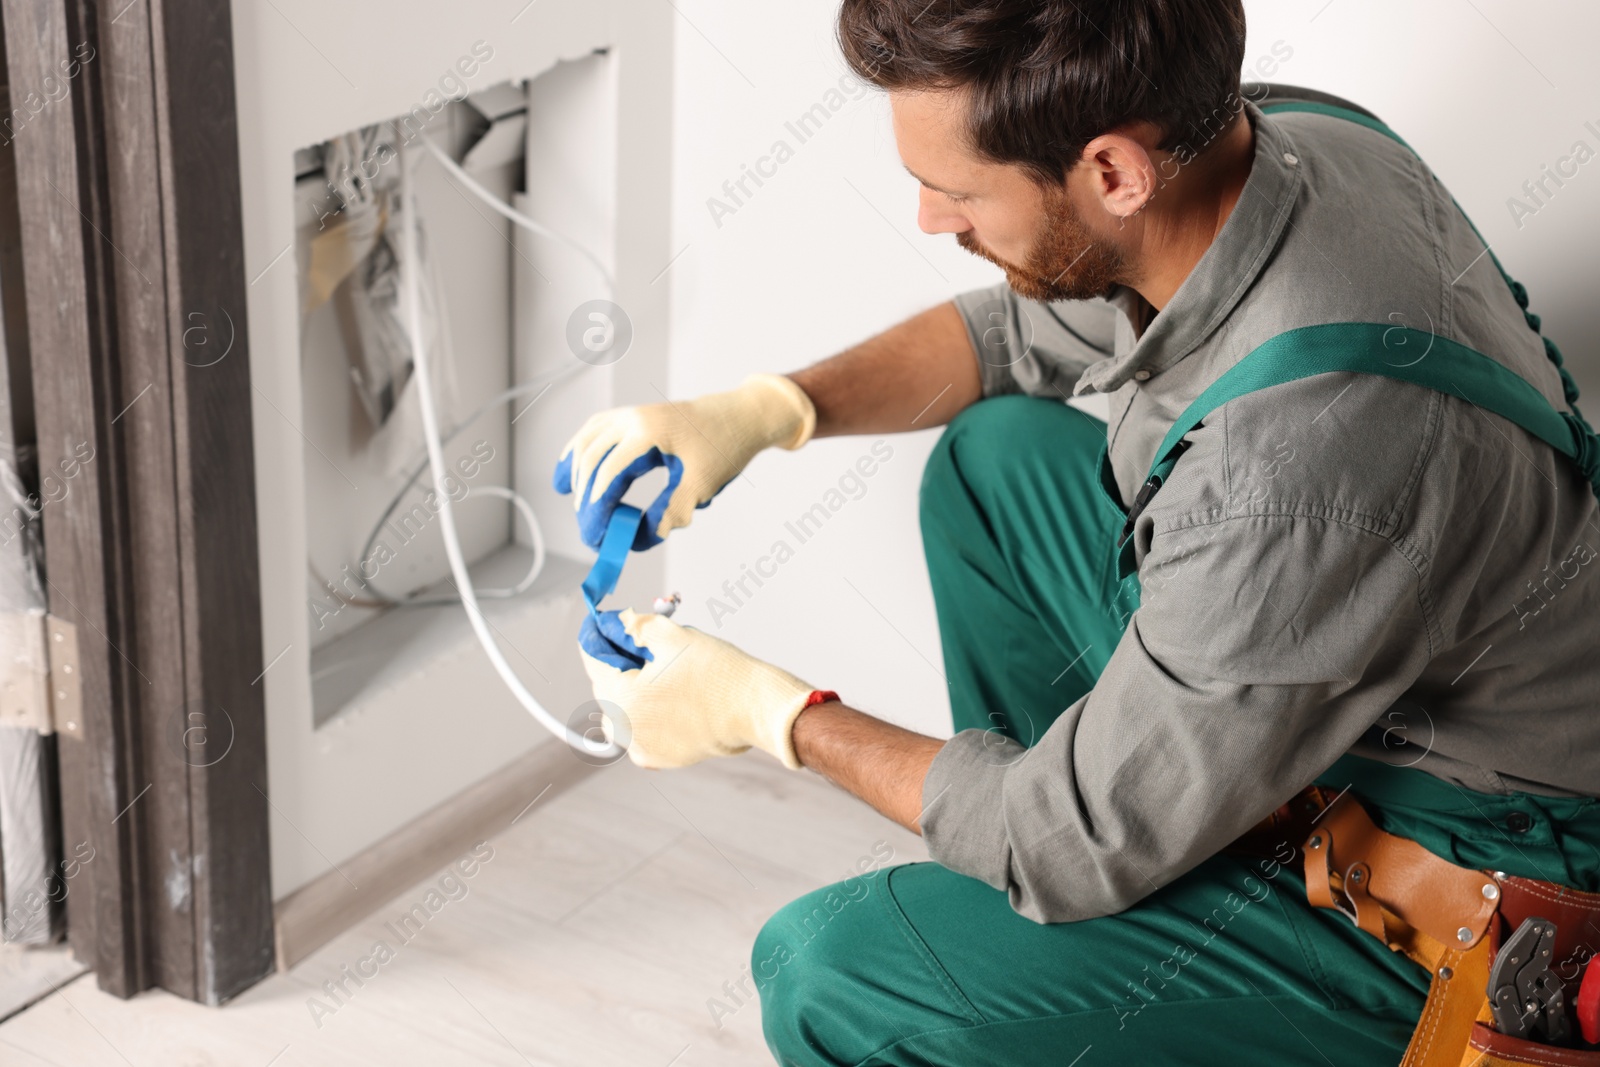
[394,136,621,758]
[320,127,609,612]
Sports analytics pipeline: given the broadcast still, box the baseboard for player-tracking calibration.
[272,740,597,971]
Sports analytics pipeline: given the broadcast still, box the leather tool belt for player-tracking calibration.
[1229,787,1600,1066]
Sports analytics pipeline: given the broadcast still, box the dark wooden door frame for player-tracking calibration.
[0,0,272,1003]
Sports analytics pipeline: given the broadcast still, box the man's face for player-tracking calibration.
[890,88,1129,302]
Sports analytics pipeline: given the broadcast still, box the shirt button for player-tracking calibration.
[1505,811,1533,834]
[1283,152,1299,165]
[1133,369,1152,382]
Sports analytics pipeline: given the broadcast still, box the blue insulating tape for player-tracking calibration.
[577,504,655,670]
[581,503,643,617]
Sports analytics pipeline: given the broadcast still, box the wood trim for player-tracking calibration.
[274,745,596,971]
[0,29,31,444]
[147,0,273,1004]
[0,0,143,996]
[0,0,272,1002]
[89,0,191,998]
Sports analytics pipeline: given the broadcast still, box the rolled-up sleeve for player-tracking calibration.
[919,509,1435,924]
[951,283,1117,399]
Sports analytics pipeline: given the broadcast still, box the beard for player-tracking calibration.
[956,185,1128,303]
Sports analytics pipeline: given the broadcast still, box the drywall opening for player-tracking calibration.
[289,53,618,728]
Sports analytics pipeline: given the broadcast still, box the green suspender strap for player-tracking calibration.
[1113,103,1600,582]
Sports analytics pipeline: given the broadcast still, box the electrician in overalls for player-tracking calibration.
[558,1,1600,1063]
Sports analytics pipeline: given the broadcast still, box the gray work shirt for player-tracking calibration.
[925,88,1600,924]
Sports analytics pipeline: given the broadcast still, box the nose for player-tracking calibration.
[917,187,969,236]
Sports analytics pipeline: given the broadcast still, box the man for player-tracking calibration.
[556,1,1600,1063]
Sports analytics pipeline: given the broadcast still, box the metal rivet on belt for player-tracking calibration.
[1438,966,1454,980]
[1482,883,1500,901]
[1457,927,1474,944]
[1308,834,1322,850]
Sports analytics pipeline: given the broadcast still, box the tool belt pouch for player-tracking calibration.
[1458,875,1600,1067]
[1465,1026,1600,1067]
[1295,790,1600,1067]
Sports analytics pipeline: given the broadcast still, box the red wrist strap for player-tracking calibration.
[802,689,840,709]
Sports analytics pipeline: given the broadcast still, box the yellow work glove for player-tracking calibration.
[578,609,818,770]
[554,373,817,550]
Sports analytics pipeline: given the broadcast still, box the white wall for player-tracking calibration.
[1239,0,1600,399]
[231,0,673,898]
[663,0,1600,738]
[662,2,994,737]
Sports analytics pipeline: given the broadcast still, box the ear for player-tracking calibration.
[1079,129,1160,219]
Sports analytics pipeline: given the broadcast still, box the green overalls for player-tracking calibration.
[754,105,1600,1066]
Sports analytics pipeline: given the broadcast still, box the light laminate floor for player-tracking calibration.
[0,943,87,1024]
[0,754,926,1067]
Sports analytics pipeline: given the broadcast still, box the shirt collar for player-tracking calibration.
[1073,99,1303,395]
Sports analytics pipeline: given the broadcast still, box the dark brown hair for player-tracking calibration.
[838,0,1247,186]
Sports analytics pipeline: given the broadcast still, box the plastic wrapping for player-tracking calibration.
[0,450,62,945]
[0,450,43,611]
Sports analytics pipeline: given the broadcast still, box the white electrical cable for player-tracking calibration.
[346,131,613,611]
[398,139,621,759]
[356,359,591,604]
[362,485,546,606]
[421,135,615,291]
